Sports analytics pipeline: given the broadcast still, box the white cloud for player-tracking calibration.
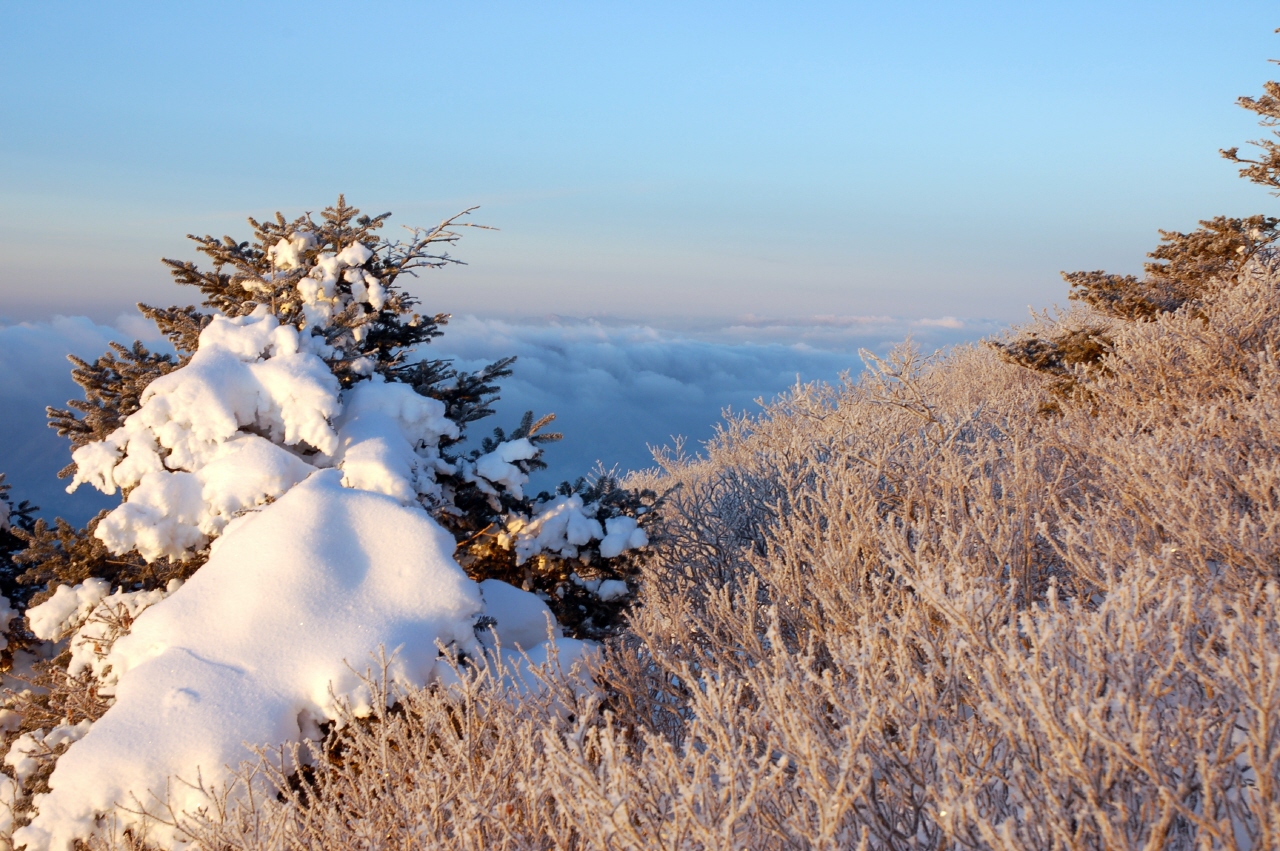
[913,316,966,329]
[423,314,993,490]
[0,312,994,522]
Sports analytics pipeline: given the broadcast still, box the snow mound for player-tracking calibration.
[502,494,648,565]
[441,636,600,703]
[467,579,599,703]
[63,311,463,563]
[16,471,485,851]
[329,379,458,504]
[478,578,561,651]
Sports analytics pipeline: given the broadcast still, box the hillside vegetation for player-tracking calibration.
[164,256,1280,851]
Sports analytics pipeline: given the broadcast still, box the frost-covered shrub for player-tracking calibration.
[167,259,1280,851]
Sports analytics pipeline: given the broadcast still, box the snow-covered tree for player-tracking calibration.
[0,199,656,848]
[22,197,655,634]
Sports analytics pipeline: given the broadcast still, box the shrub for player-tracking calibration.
[173,257,1280,851]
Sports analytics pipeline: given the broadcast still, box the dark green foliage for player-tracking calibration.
[0,474,37,619]
[544,473,661,639]
[13,514,192,609]
[8,509,196,670]
[147,195,527,502]
[390,356,517,452]
[458,467,662,641]
[446,409,662,639]
[135,303,212,357]
[158,195,469,387]
[990,325,1112,407]
[448,411,562,529]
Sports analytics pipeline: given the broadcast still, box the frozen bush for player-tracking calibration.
[153,260,1280,851]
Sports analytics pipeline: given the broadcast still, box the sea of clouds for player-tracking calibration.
[0,312,997,525]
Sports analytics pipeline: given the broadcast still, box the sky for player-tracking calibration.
[2,1,1277,324]
[2,2,1279,518]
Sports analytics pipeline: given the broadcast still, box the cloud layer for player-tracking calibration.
[0,313,993,524]
[421,313,994,490]
[0,318,129,525]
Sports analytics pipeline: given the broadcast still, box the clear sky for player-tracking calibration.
[2,1,1278,326]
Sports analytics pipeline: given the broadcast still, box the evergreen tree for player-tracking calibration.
[0,474,36,638]
[1222,38,1280,195]
[994,62,1280,403]
[21,197,656,639]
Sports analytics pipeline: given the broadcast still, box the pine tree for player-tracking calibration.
[1222,36,1280,195]
[994,57,1280,403]
[1061,214,1280,321]
[47,342,180,475]
[23,197,656,639]
[0,474,36,623]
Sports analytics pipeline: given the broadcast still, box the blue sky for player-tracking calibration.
[3,1,1277,324]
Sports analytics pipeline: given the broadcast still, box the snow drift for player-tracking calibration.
[14,471,488,850]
